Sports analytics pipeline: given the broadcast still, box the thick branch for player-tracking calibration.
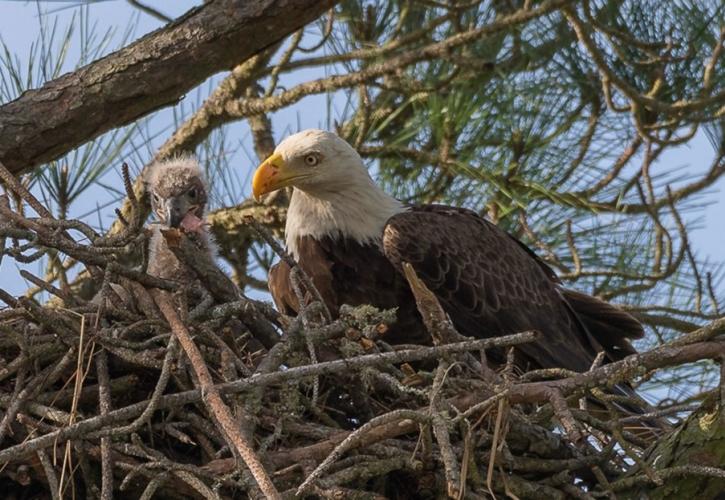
[0,0,337,175]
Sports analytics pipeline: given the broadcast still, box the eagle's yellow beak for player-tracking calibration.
[252,153,287,201]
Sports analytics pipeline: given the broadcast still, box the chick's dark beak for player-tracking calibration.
[165,197,188,228]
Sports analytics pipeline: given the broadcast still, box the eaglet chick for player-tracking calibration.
[146,155,215,284]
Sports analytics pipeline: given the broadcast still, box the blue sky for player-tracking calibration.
[0,1,723,297]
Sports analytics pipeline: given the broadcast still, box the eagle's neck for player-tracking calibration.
[286,181,404,258]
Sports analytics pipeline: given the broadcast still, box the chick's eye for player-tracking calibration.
[304,154,319,167]
[188,188,197,199]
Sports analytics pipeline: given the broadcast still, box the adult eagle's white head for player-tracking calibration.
[252,129,403,257]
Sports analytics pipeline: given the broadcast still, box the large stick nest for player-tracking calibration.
[0,164,724,499]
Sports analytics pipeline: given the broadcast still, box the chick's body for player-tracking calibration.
[145,156,215,284]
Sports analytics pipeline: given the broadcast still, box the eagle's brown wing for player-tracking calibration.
[382,205,636,372]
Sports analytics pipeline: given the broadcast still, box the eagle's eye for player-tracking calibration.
[304,154,319,167]
[152,192,162,204]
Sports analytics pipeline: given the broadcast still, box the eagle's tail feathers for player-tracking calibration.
[562,289,644,362]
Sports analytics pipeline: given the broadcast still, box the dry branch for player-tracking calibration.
[151,289,281,499]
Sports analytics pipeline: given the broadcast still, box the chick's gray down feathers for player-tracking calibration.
[145,155,214,283]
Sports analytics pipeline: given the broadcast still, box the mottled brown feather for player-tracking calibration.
[381,206,663,429]
[383,205,602,371]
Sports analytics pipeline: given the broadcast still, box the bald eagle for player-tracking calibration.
[252,129,646,379]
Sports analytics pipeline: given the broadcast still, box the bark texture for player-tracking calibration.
[621,396,725,499]
[0,0,336,175]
